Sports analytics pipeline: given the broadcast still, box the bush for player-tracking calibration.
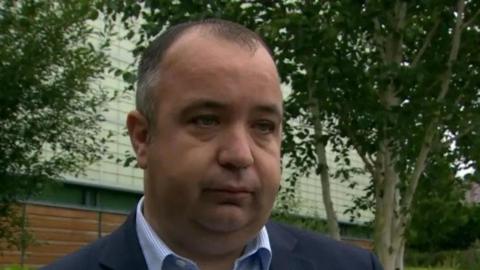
[270,211,328,233]
[406,246,480,270]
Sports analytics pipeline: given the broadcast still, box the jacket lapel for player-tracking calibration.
[269,248,315,270]
[98,212,148,270]
[267,222,314,270]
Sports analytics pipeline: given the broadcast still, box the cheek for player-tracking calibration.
[147,165,200,217]
[146,139,216,195]
[257,154,282,196]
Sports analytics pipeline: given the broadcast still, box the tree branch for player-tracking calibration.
[402,0,466,212]
[412,18,441,68]
[438,0,465,102]
[462,7,480,30]
[372,18,386,61]
[442,123,478,147]
[335,105,376,176]
[401,121,437,213]
[367,153,375,167]
[350,135,376,176]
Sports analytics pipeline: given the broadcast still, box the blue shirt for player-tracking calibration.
[135,197,272,270]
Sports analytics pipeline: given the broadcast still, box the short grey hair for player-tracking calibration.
[136,18,274,127]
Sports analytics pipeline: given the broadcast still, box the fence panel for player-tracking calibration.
[0,203,127,268]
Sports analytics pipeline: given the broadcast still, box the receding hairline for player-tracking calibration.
[148,25,278,105]
[159,24,271,72]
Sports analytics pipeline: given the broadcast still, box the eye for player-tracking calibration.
[191,115,219,128]
[252,120,276,134]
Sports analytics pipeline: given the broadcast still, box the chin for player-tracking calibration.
[197,206,256,233]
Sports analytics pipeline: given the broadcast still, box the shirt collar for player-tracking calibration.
[236,226,271,270]
[135,196,272,270]
[136,196,177,269]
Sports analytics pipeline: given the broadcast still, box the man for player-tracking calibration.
[43,19,383,270]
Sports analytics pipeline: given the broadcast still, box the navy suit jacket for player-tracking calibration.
[42,212,383,270]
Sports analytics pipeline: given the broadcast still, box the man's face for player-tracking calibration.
[131,32,282,252]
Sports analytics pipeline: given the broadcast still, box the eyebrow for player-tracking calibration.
[253,104,283,121]
[179,99,283,120]
[179,100,228,115]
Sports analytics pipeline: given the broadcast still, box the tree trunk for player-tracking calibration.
[322,183,342,241]
[374,142,402,270]
[313,117,341,240]
[308,81,341,240]
[371,2,410,269]
[395,239,405,270]
[316,134,341,240]
[382,254,397,270]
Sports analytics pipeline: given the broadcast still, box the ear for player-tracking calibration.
[126,110,150,169]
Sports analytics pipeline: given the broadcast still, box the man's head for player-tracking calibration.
[127,19,282,261]
[135,19,275,128]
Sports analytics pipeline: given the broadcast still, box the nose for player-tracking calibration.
[217,125,254,170]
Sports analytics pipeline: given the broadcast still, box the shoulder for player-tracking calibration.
[267,221,383,270]
[40,233,111,270]
[40,211,142,270]
[41,211,147,270]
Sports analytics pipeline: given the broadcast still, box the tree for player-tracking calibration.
[264,1,480,269]
[0,0,112,250]
[111,1,480,269]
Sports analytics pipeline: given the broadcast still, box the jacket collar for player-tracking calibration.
[98,211,148,270]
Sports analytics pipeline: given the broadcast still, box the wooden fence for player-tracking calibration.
[0,203,127,269]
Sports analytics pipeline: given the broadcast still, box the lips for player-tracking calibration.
[207,187,252,193]
[203,186,254,203]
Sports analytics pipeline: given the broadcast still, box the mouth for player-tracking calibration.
[203,188,253,204]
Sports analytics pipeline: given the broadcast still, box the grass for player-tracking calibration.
[405,267,456,270]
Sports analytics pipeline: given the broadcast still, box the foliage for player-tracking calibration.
[0,0,112,250]
[270,211,328,234]
[405,268,456,270]
[408,155,480,252]
[406,244,480,270]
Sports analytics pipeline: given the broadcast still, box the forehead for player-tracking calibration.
[155,31,282,109]
[161,30,277,81]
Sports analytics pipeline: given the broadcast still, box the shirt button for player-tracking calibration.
[175,258,187,268]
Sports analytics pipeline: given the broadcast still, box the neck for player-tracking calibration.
[162,229,245,270]
[143,202,250,270]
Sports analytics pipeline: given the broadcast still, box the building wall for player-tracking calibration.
[63,21,143,193]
